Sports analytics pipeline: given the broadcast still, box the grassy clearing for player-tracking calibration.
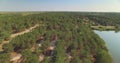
[91,26,115,30]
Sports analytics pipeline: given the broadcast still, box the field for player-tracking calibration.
[91,26,115,30]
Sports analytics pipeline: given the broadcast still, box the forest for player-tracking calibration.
[0,12,113,63]
[71,12,120,31]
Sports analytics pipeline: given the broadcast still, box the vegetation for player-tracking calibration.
[76,12,120,31]
[91,26,115,31]
[0,12,113,63]
[0,53,10,63]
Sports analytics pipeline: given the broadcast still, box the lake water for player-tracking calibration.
[94,30,120,63]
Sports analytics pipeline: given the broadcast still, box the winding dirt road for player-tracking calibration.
[0,24,39,51]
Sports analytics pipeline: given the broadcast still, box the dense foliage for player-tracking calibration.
[0,13,41,43]
[70,12,120,26]
[0,12,113,63]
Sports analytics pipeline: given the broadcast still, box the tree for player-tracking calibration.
[2,43,13,53]
[21,49,39,63]
[41,57,51,63]
[0,53,10,63]
[23,54,39,63]
[95,50,112,63]
[0,30,10,42]
[71,56,82,63]
[52,40,66,63]
[82,58,92,63]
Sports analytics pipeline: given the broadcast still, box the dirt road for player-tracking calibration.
[0,24,39,51]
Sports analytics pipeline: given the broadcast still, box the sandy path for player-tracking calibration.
[0,24,39,51]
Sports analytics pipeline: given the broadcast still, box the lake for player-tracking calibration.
[94,30,120,63]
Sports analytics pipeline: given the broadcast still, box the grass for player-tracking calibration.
[91,25,115,30]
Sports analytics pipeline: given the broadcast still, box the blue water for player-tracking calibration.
[94,30,120,63]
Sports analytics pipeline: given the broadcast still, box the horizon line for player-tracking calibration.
[0,10,120,13]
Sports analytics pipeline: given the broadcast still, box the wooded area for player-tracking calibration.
[0,12,114,63]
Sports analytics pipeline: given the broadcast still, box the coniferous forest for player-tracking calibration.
[0,12,116,63]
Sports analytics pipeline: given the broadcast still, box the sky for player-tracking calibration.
[0,0,120,12]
